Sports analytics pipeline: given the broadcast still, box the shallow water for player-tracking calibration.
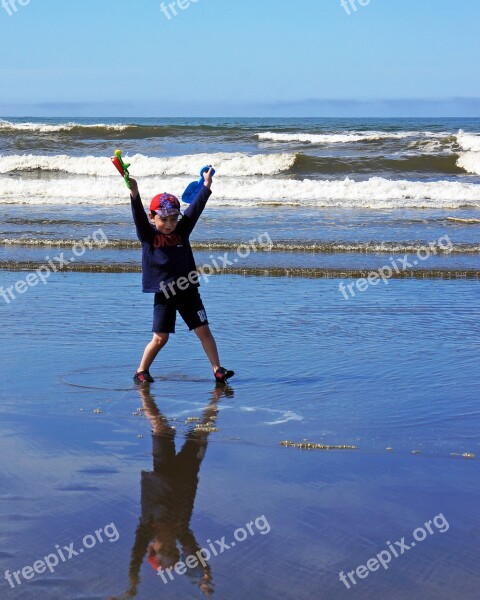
[1,273,479,599]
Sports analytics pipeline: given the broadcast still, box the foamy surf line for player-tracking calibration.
[0,261,478,279]
[1,151,476,177]
[1,175,480,208]
[257,131,447,144]
[0,152,296,177]
[1,239,478,254]
[0,119,131,133]
[255,129,480,176]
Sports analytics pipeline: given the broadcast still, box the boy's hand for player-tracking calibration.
[203,166,214,189]
[129,177,139,198]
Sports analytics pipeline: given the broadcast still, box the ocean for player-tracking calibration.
[0,116,479,276]
[1,117,479,600]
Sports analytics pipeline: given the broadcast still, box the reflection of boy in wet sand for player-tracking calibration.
[111,386,230,599]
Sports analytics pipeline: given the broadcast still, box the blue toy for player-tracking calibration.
[182,165,215,204]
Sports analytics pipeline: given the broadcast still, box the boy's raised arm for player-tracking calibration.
[129,178,153,243]
[180,168,213,236]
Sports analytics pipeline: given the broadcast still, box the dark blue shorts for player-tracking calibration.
[152,286,209,333]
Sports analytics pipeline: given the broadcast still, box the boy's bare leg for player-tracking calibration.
[137,332,169,372]
[194,325,220,373]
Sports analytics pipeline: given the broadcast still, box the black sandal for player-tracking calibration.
[133,370,154,384]
[214,367,234,384]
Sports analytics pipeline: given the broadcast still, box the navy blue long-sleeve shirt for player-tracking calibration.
[131,185,211,293]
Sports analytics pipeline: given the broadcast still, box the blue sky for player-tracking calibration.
[0,0,479,117]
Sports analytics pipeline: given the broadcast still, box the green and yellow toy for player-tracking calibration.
[111,149,131,189]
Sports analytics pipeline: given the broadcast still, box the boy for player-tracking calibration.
[129,168,234,385]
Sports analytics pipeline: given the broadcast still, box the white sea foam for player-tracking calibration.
[1,175,479,209]
[457,153,480,176]
[239,406,304,425]
[257,131,441,145]
[407,139,455,155]
[456,130,480,175]
[0,152,296,177]
[457,130,480,152]
[212,177,480,208]
[0,119,130,133]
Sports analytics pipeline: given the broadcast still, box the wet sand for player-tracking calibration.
[1,273,479,599]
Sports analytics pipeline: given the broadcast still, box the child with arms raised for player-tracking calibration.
[129,168,234,385]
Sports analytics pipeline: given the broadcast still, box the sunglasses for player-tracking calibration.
[154,214,182,223]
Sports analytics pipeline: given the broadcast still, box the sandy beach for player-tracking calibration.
[1,271,479,599]
[2,0,480,594]
[1,116,480,600]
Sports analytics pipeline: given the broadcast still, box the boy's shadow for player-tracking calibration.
[111,384,233,599]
